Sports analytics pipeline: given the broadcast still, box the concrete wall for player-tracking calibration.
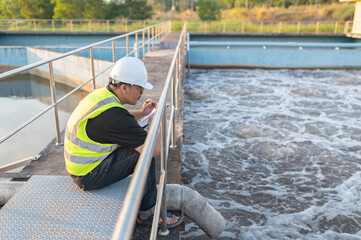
[0,47,28,67]
[38,46,145,61]
[26,47,112,88]
[0,33,129,47]
[0,47,112,90]
[189,45,361,68]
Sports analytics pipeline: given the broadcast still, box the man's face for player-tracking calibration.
[126,84,144,105]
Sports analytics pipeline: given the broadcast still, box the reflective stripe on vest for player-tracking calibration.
[65,128,118,154]
[64,150,109,164]
[64,87,126,176]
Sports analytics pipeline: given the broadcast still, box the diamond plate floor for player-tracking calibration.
[0,175,130,239]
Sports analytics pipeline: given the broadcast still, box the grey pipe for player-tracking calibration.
[0,182,25,205]
[166,184,227,238]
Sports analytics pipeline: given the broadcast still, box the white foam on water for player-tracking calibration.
[181,69,361,239]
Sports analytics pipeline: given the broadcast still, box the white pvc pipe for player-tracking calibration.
[166,184,227,238]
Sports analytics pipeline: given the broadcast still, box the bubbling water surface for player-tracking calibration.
[181,69,361,240]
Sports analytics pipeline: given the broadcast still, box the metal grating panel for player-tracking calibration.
[0,175,131,239]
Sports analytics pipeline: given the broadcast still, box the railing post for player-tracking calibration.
[126,35,129,56]
[297,21,301,34]
[344,21,349,34]
[107,20,110,32]
[160,23,162,39]
[90,47,96,90]
[158,108,169,236]
[142,30,145,59]
[157,25,160,43]
[147,28,150,52]
[52,20,55,32]
[171,66,176,148]
[125,20,128,32]
[33,19,36,31]
[135,33,138,58]
[161,23,164,38]
[187,32,190,73]
[152,27,154,48]
[112,40,116,63]
[278,21,282,33]
[156,25,159,43]
[260,21,263,33]
[159,171,169,236]
[176,52,180,110]
[48,62,62,145]
[316,21,319,34]
[334,21,338,34]
[163,22,165,38]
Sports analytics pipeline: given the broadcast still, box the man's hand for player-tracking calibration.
[141,98,156,117]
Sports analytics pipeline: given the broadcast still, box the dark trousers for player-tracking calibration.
[72,147,157,216]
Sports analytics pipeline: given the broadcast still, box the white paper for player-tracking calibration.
[138,108,156,128]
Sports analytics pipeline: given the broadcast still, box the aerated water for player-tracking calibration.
[182,69,361,239]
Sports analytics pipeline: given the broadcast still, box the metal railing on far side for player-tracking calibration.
[0,19,164,33]
[0,21,171,170]
[183,20,353,35]
[111,22,187,239]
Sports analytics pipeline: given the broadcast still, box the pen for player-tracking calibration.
[139,99,156,104]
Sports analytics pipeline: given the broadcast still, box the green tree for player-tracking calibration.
[198,0,221,20]
[81,0,106,19]
[104,0,122,19]
[123,0,153,20]
[51,0,82,19]
[220,0,234,8]
[18,0,54,19]
[0,0,22,19]
[105,0,152,19]
[52,0,105,19]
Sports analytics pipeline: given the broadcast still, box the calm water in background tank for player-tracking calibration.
[0,74,87,167]
[182,69,361,239]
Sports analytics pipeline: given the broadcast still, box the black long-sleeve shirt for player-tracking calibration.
[86,88,147,149]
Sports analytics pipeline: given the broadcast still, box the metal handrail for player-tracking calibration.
[186,20,353,34]
[0,19,163,32]
[0,21,171,147]
[111,22,187,240]
[0,19,353,34]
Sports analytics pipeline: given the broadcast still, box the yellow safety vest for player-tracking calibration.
[64,87,126,176]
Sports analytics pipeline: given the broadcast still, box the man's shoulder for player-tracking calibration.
[100,107,130,119]
[88,106,135,130]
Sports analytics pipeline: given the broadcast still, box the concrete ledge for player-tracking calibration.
[0,31,128,35]
[190,31,347,36]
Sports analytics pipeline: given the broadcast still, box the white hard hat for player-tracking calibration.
[109,57,153,90]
